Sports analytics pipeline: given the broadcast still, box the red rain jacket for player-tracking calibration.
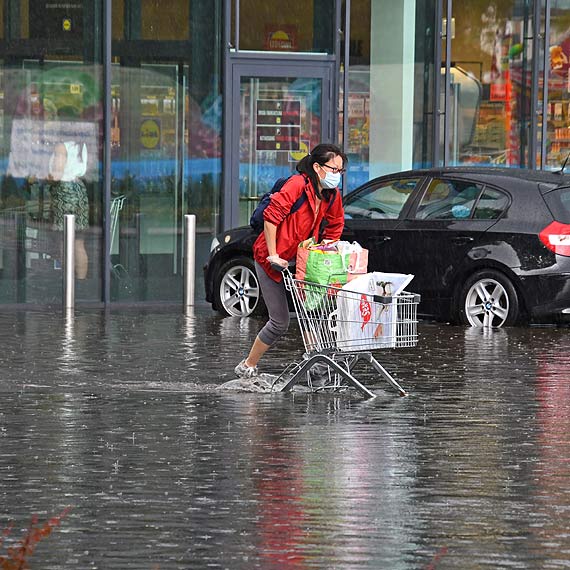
[253,173,345,282]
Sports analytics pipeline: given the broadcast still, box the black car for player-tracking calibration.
[204,167,570,327]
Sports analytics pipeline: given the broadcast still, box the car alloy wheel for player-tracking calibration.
[460,269,520,328]
[215,257,265,317]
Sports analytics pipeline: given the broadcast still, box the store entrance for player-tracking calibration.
[223,55,336,229]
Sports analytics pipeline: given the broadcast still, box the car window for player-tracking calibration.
[544,186,570,223]
[473,187,510,219]
[344,178,419,220]
[415,179,483,220]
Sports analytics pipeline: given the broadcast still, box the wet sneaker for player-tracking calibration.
[234,359,258,378]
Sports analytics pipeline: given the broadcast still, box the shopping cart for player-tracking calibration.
[110,195,126,256]
[275,268,420,398]
[109,195,131,287]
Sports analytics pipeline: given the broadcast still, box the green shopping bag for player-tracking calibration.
[296,244,348,310]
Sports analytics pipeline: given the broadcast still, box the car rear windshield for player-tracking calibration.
[544,187,570,223]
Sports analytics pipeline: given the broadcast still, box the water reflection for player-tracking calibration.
[60,309,77,374]
[0,312,569,568]
[533,346,570,560]
[181,312,197,366]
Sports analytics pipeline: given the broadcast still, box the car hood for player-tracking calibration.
[215,225,258,248]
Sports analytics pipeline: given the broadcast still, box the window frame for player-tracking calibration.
[409,176,511,222]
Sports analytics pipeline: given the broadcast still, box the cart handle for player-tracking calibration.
[272,261,297,275]
[271,261,286,273]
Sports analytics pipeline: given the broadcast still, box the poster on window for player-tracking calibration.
[29,2,84,39]
[256,99,301,151]
[264,25,297,51]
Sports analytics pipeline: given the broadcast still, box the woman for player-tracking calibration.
[49,139,89,279]
[235,143,347,378]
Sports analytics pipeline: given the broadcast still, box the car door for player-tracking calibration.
[395,177,508,303]
[341,176,424,273]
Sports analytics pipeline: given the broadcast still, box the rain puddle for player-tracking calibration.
[1,309,569,568]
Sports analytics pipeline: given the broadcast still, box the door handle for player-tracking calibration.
[368,236,391,246]
[452,236,474,244]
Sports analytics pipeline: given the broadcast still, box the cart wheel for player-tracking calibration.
[214,256,267,317]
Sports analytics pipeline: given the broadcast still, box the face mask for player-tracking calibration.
[320,170,341,189]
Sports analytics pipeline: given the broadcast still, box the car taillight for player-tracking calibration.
[539,221,570,256]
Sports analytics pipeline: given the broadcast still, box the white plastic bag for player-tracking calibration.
[336,241,368,277]
[329,272,414,351]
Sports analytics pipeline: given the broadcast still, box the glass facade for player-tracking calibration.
[223,0,338,229]
[443,1,534,167]
[0,0,569,308]
[0,0,222,306]
[0,1,103,304]
[110,1,222,302]
[439,0,570,170]
[545,0,570,169]
[343,0,438,189]
[234,0,336,53]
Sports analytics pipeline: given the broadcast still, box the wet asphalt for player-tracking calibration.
[1,307,569,569]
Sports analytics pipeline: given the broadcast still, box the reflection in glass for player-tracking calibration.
[415,179,484,220]
[0,0,223,307]
[344,178,418,220]
[544,5,570,170]
[445,1,533,167]
[345,0,437,187]
[112,0,190,41]
[236,0,335,53]
[110,62,222,301]
[110,64,188,301]
[0,61,103,304]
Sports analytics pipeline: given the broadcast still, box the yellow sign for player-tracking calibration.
[70,84,82,95]
[289,140,309,162]
[62,18,72,32]
[140,119,161,149]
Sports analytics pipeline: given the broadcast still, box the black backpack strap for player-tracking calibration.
[289,189,308,216]
[325,188,337,212]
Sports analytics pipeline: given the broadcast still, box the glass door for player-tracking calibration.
[225,58,334,228]
[110,63,188,302]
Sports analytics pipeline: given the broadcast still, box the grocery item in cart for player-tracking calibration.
[296,240,345,287]
[296,239,368,283]
[336,240,368,280]
[329,272,414,351]
[296,239,368,309]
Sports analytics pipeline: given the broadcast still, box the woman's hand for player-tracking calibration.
[267,254,288,271]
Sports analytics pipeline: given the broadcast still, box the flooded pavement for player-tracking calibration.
[1,308,570,569]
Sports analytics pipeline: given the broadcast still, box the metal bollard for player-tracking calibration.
[183,214,196,308]
[63,214,75,310]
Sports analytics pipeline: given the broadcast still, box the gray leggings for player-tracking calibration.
[255,261,290,346]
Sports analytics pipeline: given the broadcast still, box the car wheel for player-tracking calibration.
[214,256,266,317]
[458,269,520,327]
